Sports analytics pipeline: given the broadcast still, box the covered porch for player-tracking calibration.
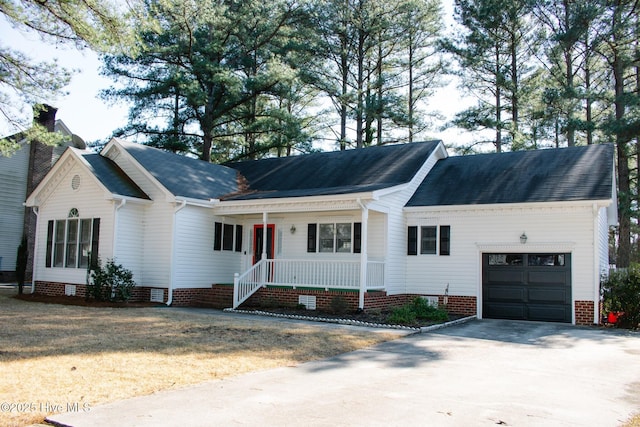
[232,258,385,308]
[213,194,389,310]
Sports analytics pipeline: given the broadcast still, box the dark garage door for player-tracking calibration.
[483,253,571,323]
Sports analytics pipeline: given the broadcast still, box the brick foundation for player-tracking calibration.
[34,281,169,304]
[240,287,476,316]
[575,300,596,326]
[33,281,478,316]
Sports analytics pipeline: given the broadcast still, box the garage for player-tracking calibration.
[482,253,572,323]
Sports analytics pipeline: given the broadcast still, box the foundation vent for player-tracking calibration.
[298,295,316,310]
[422,296,439,308]
[64,284,76,296]
[150,289,164,303]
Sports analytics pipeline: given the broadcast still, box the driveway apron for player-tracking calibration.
[47,319,640,427]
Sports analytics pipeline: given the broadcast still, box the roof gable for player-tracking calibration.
[225,141,441,200]
[81,152,149,200]
[110,139,239,200]
[406,144,615,207]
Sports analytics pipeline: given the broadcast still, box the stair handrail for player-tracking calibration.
[233,259,267,308]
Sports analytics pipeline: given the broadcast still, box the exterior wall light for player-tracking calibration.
[520,232,528,244]
[290,225,296,234]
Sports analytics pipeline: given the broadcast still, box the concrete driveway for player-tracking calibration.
[48,319,640,427]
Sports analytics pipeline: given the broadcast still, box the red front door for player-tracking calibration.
[253,224,275,264]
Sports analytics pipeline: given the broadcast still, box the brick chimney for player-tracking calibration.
[22,104,58,282]
[34,104,58,132]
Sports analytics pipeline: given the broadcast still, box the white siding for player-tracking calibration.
[0,144,29,271]
[34,163,115,285]
[598,206,610,274]
[173,207,240,288]
[405,203,600,302]
[114,203,145,284]
[140,202,173,287]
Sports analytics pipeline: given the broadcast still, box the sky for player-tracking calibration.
[0,1,475,150]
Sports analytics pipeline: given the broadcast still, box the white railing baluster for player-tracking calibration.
[233,259,385,308]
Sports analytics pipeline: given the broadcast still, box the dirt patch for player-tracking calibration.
[1,289,398,427]
[13,292,163,308]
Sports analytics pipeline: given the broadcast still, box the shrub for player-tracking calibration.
[386,297,449,325]
[15,235,28,295]
[87,258,136,302]
[601,266,640,329]
[329,296,349,314]
[387,306,416,324]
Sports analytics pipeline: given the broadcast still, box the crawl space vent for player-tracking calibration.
[298,295,316,310]
[150,289,164,303]
[421,296,439,308]
[64,284,76,296]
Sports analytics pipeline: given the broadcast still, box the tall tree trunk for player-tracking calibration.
[356,28,365,148]
[495,45,502,153]
[613,3,631,267]
[408,30,414,144]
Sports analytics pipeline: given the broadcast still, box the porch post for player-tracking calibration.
[261,211,268,285]
[262,211,268,260]
[358,202,368,310]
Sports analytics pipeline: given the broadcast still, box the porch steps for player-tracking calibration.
[192,284,234,309]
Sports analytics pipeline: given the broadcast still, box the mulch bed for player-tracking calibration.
[240,306,466,328]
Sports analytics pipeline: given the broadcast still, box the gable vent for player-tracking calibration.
[71,174,81,190]
[150,288,164,303]
[298,295,316,310]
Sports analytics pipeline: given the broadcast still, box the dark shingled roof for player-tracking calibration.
[406,144,614,207]
[224,141,441,200]
[117,140,239,200]
[82,153,150,200]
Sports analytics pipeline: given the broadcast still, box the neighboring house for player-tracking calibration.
[0,106,85,282]
[24,138,616,325]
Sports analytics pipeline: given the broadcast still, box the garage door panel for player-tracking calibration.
[528,287,570,304]
[487,270,525,284]
[486,285,527,302]
[528,271,568,286]
[484,303,526,320]
[483,253,571,323]
[527,304,571,323]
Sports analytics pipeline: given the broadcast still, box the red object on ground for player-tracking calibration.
[608,312,618,323]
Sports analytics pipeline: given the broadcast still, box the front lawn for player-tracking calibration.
[0,288,398,427]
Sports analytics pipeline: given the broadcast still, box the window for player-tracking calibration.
[46,212,100,269]
[214,222,242,252]
[407,225,451,256]
[420,226,437,254]
[222,224,234,251]
[307,222,360,254]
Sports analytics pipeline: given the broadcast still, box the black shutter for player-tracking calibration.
[407,226,418,255]
[46,220,54,268]
[90,218,100,269]
[235,225,243,252]
[214,222,222,250]
[353,222,362,254]
[440,225,450,256]
[307,224,317,253]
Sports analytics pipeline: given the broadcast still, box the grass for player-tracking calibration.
[0,288,398,427]
[627,414,640,426]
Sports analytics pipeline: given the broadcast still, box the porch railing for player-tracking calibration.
[233,259,385,308]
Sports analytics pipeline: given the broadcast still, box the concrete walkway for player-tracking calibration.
[47,319,640,427]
